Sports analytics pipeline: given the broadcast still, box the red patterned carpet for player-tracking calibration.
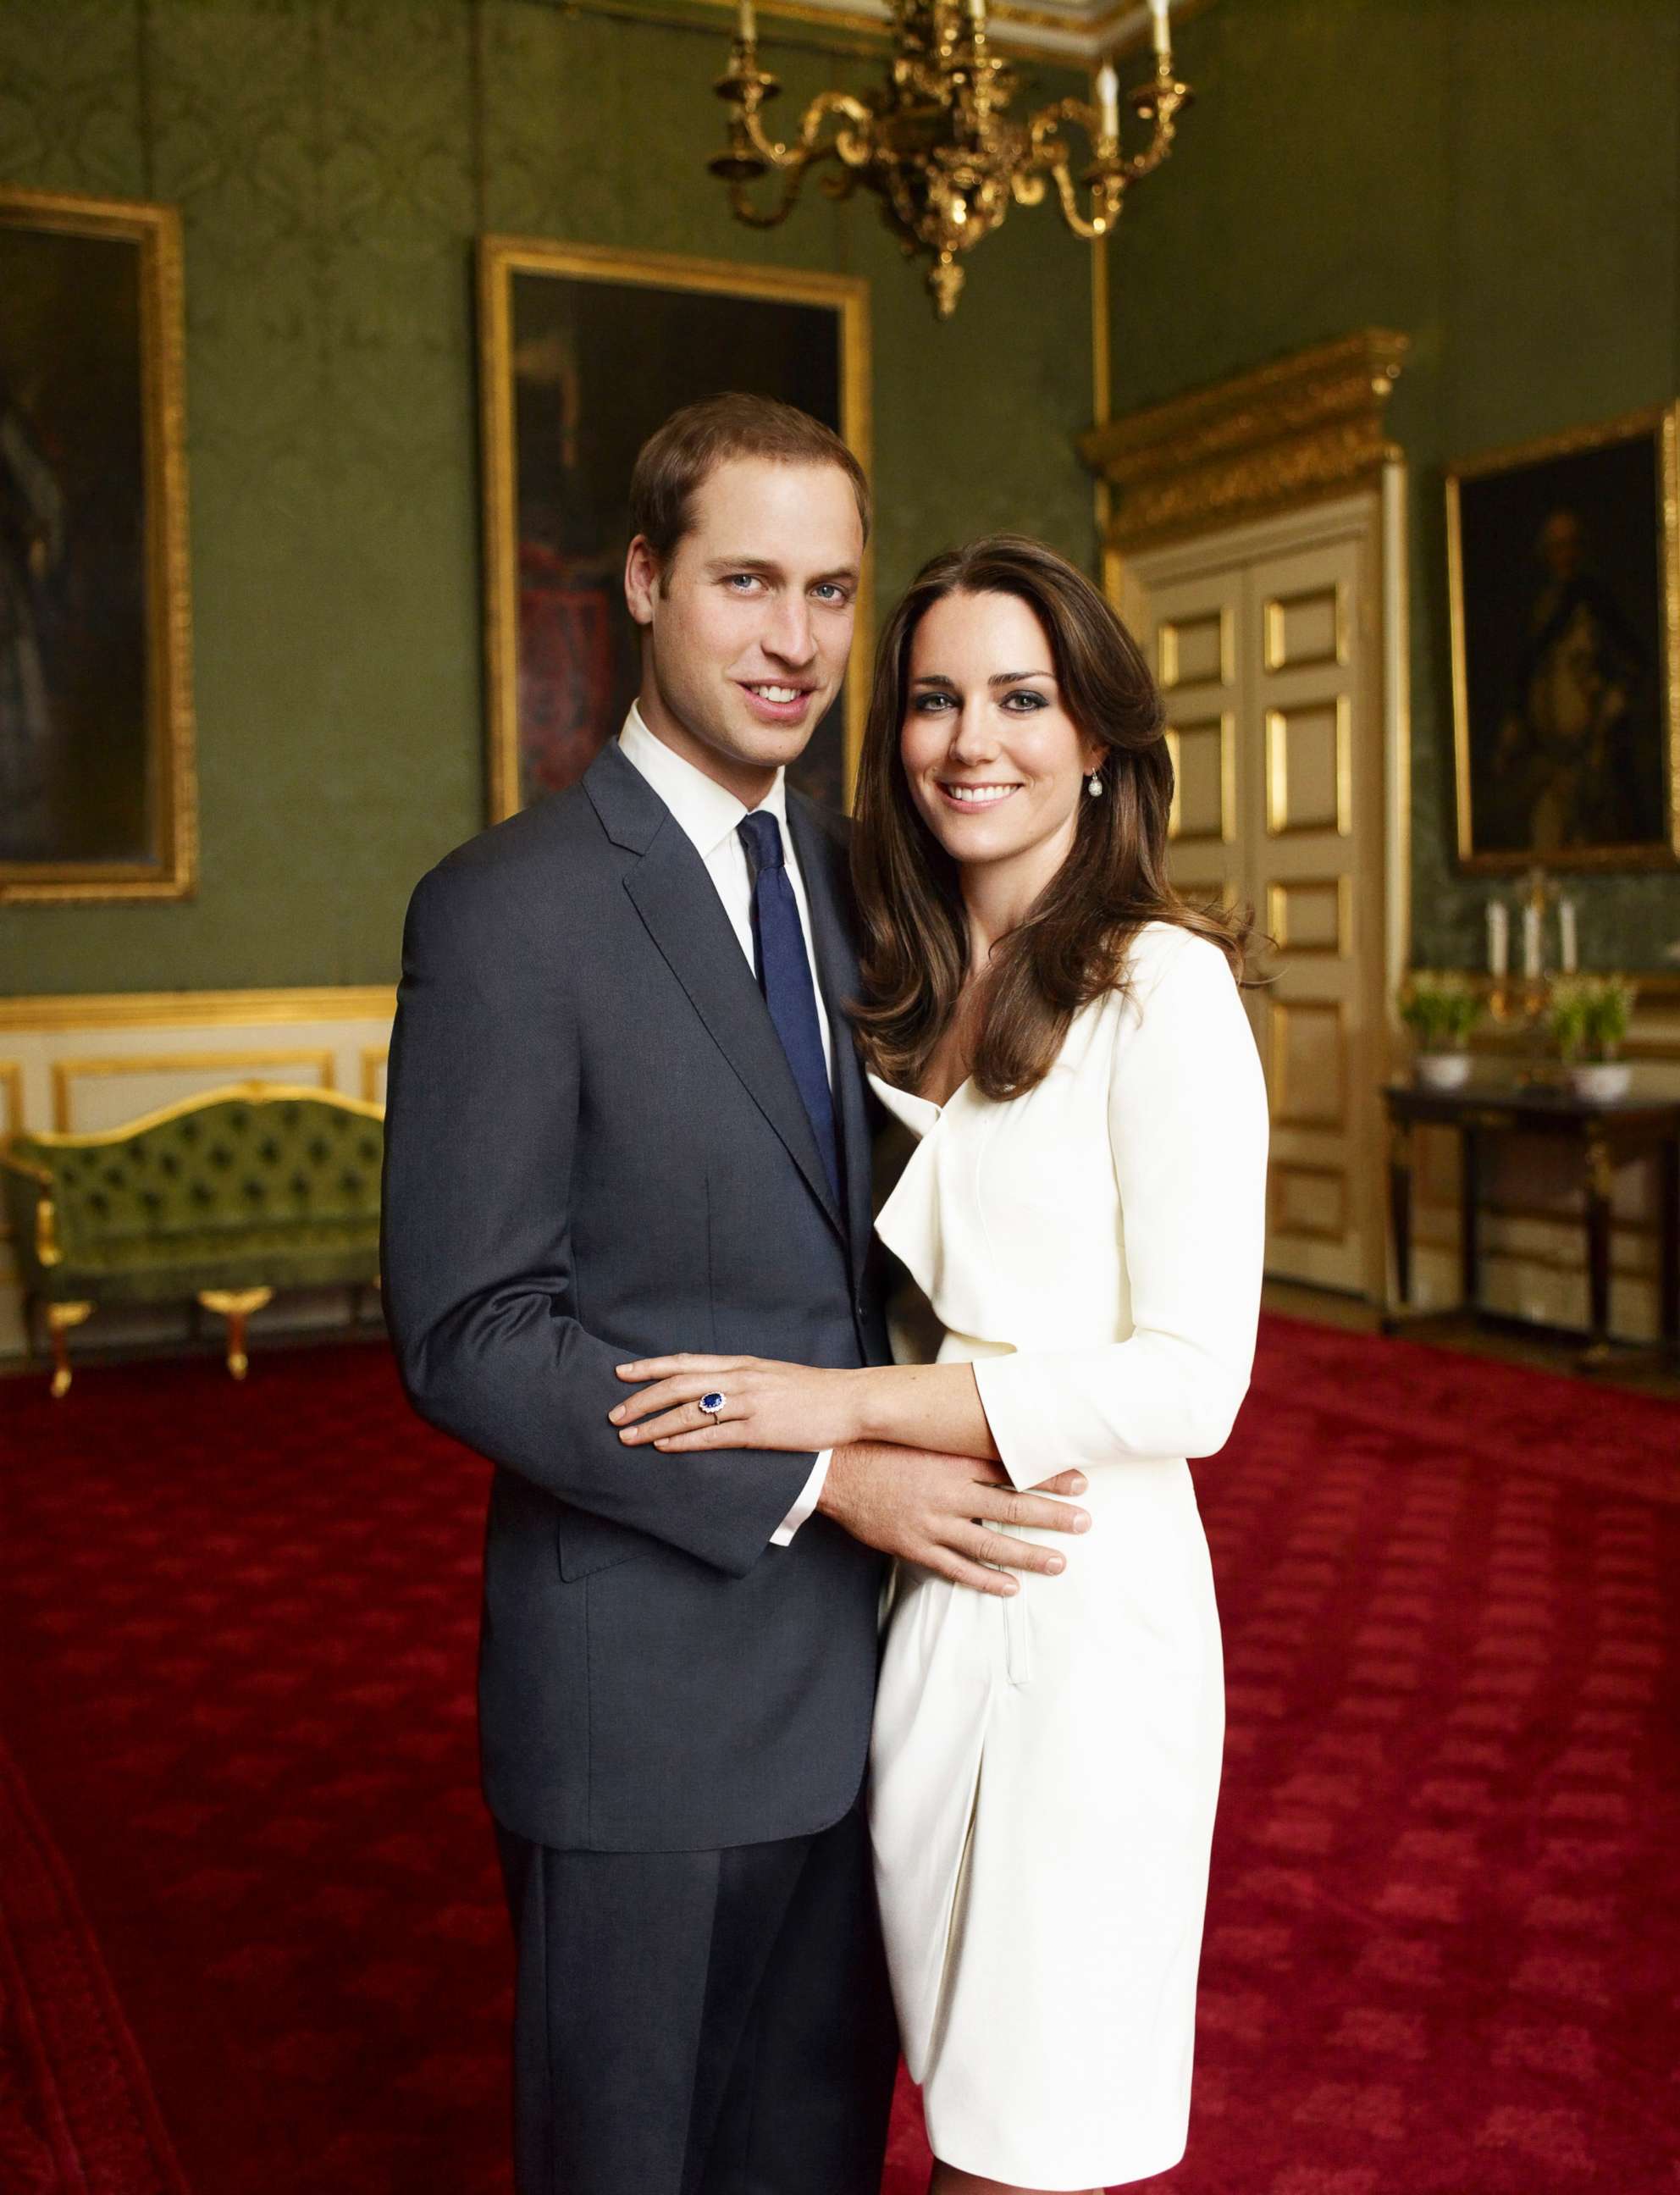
[2,1316,1676,2195]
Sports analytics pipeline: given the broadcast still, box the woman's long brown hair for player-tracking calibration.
[850,534,1253,1102]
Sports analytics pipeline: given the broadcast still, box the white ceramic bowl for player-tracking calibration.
[1415,1052,1473,1091]
[1567,1062,1631,1103]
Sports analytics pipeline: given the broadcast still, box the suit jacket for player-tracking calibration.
[382,741,890,1854]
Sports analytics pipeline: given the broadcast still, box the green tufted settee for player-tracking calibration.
[2,1081,384,1395]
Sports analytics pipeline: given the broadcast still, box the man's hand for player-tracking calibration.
[818,1440,1090,1596]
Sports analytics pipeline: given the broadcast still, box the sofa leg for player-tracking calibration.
[47,1301,95,1399]
[196,1287,274,1379]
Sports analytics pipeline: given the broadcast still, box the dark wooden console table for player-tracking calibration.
[1381,1081,1680,1366]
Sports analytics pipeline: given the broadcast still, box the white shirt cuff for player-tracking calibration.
[771,1450,832,1545]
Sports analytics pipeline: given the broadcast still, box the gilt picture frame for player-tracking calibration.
[0,187,196,903]
[1446,404,1679,873]
[478,237,871,821]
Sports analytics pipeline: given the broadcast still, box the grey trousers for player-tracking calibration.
[495,1799,898,2195]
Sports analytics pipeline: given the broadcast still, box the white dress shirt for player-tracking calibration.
[618,704,833,1544]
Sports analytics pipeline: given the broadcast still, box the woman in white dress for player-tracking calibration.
[611,535,1269,2193]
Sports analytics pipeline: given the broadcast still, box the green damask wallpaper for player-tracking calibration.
[1107,0,1680,973]
[0,0,1097,995]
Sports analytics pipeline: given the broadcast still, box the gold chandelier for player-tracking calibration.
[708,0,1191,318]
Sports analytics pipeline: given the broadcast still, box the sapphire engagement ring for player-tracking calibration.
[699,1391,727,1424]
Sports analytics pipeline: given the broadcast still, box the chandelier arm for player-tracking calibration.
[1117,107,1180,185]
[1043,157,1114,243]
[1024,97,1104,166]
[727,156,822,228]
[741,87,874,171]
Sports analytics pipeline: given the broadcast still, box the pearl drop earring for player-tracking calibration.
[1086,770,1103,799]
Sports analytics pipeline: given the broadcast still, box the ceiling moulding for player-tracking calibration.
[679,0,1218,63]
[1080,329,1412,552]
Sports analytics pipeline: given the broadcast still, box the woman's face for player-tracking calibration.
[900,588,1103,884]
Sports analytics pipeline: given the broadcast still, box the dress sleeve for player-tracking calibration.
[972,929,1269,1485]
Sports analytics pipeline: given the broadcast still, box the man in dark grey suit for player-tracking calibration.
[382,395,1087,2195]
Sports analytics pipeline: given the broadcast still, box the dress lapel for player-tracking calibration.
[587,744,847,1243]
[786,793,876,1285]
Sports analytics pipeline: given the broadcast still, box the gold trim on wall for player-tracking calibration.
[0,987,396,1033]
[682,0,1222,63]
[1445,401,1680,875]
[1080,329,1410,556]
[360,1046,389,1103]
[52,1049,338,1133]
[1265,698,1351,837]
[479,238,873,820]
[0,187,197,904]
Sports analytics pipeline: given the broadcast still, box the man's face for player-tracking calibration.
[625,456,864,799]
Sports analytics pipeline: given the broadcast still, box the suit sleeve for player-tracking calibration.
[381,863,815,1577]
[972,931,1269,1484]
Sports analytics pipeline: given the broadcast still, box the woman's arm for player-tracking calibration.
[609,1353,1001,1462]
[971,928,1268,1490]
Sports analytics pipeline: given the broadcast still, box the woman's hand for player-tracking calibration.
[611,1353,865,1454]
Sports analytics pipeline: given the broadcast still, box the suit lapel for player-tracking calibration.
[588,745,847,1242]
[786,793,875,1285]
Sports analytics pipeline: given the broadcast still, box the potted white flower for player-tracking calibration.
[1546,974,1638,1102]
[1397,971,1483,1090]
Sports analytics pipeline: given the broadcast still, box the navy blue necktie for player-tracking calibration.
[738,809,842,1207]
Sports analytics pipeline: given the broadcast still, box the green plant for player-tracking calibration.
[1545,974,1637,1061]
[1397,970,1483,1051]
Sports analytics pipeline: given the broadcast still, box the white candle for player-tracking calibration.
[1559,898,1578,974]
[738,0,755,42]
[967,0,986,24]
[1095,62,1119,139]
[1149,0,1171,58]
[1522,902,1542,981]
[1486,899,1508,981]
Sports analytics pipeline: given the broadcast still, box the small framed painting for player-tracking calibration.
[0,187,196,903]
[478,237,870,819]
[1446,405,1678,872]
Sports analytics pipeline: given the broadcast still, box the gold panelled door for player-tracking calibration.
[1250,531,1373,1293]
[1122,495,1395,1300]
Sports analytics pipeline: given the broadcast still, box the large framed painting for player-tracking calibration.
[479,238,870,819]
[0,188,196,903]
[1447,404,1679,872]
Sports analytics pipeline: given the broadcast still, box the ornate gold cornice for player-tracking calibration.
[1080,328,1410,552]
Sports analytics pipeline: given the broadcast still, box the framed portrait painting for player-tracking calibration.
[0,188,196,903]
[1447,404,1679,872]
[479,238,870,819]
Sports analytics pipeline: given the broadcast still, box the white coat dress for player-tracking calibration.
[866,921,1269,2192]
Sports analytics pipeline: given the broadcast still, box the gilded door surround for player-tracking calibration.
[0,186,197,905]
[1080,328,1410,565]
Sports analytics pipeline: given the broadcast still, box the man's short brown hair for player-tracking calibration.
[628,393,871,571]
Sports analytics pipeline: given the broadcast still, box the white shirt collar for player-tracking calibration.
[618,701,790,862]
